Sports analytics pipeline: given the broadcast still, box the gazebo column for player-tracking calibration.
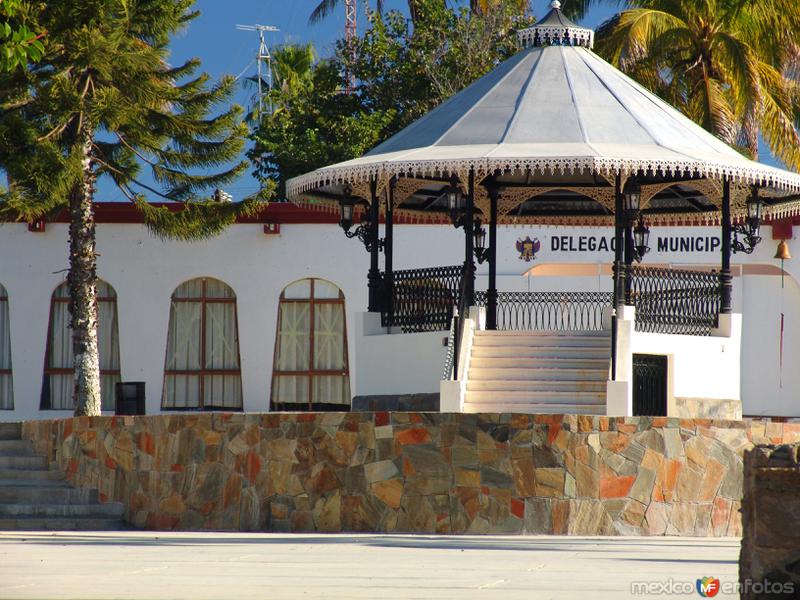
[720,177,733,315]
[385,178,395,323]
[486,186,499,330]
[623,208,635,303]
[367,178,382,313]
[612,174,626,308]
[463,169,476,309]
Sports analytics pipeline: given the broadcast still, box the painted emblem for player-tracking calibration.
[516,236,540,262]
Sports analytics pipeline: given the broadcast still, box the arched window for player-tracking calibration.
[271,278,350,410]
[162,277,243,410]
[0,284,12,410]
[41,280,121,410]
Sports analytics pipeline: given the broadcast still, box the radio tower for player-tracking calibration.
[236,24,279,115]
[344,0,357,93]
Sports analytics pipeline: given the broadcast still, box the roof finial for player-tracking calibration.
[517,0,594,49]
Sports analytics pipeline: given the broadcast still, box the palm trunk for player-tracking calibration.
[69,124,102,417]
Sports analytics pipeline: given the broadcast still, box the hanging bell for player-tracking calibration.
[775,239,792,260]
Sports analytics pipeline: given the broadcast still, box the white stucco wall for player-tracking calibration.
[0,219,798,419]
[355,312,448,396]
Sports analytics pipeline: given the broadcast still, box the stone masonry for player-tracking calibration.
[740,443,800,599]
[20,413,800,534]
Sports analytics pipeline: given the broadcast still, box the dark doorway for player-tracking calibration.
[633,354,668,416]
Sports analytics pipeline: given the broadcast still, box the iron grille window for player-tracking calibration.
[271,278,351,410]
[162,277,243,410]
[41,280,121,411]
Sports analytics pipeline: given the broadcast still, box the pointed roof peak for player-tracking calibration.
[518,1,594,49]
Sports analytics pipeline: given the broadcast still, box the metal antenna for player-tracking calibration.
[344,0,356,93]
[236,24,279,116]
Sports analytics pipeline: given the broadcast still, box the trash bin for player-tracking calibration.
[115,382,146,415]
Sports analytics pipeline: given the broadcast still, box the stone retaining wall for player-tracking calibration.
[740,443,800,598]
[21,413,800,534]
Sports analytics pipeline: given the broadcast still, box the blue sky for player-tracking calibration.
[103,0,621,201]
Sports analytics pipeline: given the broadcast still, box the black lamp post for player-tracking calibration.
[339,193,355,231]
[633,215,650,261]
[473,219,489,263]
[623,178,650,262]
[338,187,384,253]
[447,184,466,228]
[623,178,641,214]
[733,187,763,254]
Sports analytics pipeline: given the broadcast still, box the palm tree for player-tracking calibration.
[595,0,800,169]
[272,44,316,94]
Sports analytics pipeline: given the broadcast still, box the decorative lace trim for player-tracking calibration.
[517,25,594,49]
[287,156,800,205]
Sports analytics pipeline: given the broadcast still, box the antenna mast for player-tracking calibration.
[344,0,356,93]
[236,24,280,115]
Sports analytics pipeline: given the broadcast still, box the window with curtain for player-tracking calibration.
[0,284,12,410]
[271,278,350,410]
[41,280,121,410]
[162,277,243,410]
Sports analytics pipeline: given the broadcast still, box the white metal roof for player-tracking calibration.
[287,42,800,200]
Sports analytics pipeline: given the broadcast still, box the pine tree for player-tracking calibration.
[0,0,261,416]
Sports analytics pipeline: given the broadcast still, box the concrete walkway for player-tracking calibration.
[0,532,740,599]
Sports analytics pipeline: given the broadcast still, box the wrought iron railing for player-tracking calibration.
[442,311,458,380]
[627,266,720,336]
[474,291,612,331]
[381,265,463,333]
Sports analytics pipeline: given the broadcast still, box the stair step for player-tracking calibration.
[463,402,606,415]
[474,330,609,337]
[0,478,69,487]
[467,379,606,393]
[468,367,607,381]
[0,517,125,531]
[0,486,98,504]
[473,335,610,348]
[470,357,608,369]
[0,455,48,470]
[471,346,609,358]
[0,440,35,455]
[0,469,65,481]
[0,422,22,440]
[465,391,605,405]
[0,502,124,518]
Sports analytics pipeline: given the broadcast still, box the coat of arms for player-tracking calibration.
[516,236,540,262]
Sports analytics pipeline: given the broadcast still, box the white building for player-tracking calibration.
[0,202,798,421]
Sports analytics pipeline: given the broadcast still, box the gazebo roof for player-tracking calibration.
[286,3,800,225]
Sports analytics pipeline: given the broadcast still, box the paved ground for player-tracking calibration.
[0,532,741,599]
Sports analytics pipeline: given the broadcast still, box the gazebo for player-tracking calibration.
[287,1,800,418]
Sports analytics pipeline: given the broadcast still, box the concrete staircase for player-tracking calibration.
[464,330,610,415]
[0,422,125,530]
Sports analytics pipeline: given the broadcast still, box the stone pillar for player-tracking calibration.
[486,186,498,330]
[740,444,800,598]
[720,177,733,315]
